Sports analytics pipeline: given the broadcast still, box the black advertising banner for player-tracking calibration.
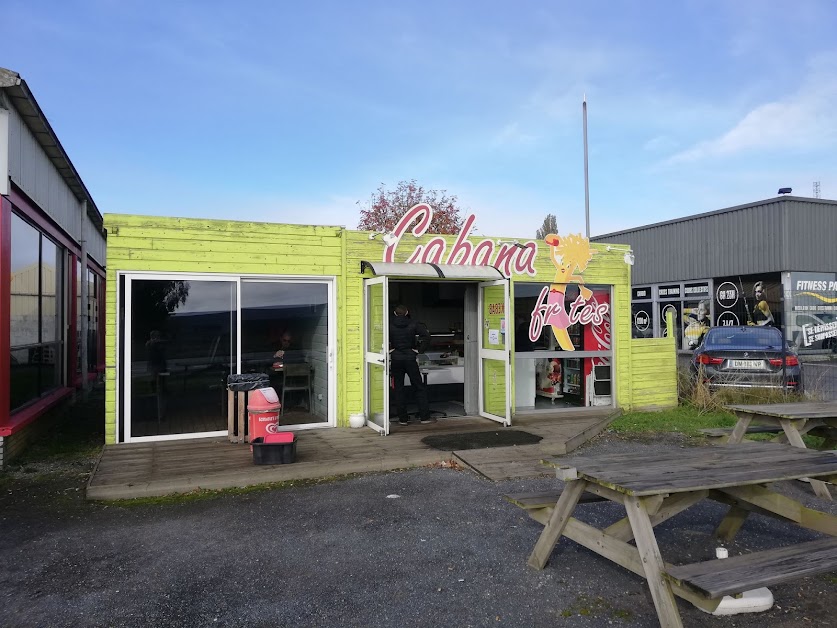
[658,285,681,299]
[632,287,652,301]
[632,303,652,338]
[713,273,782,330]
[684,282,710,297]
[788,272,837,348]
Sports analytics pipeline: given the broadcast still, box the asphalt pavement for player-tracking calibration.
[1,435,835,628]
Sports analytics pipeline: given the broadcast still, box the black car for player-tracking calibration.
[691,326,802,392]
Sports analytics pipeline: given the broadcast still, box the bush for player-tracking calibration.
[677,365,805,413]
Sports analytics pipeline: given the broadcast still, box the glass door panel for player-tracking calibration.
[127,278,235,440]
[240,281,330,426]
[478,280,510,425]
[364,277,389,433]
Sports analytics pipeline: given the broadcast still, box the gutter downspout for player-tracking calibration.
[80,200,89,397]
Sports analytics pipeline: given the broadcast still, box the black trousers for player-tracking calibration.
[391,355,430,421]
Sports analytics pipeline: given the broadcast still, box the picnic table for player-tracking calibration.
[723,402,837,500]
[511,443,837,628]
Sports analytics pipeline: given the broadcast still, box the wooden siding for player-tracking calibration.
[629,312,678,410]
[104,215,679,443]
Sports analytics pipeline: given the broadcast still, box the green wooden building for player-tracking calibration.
[104,206,676,444]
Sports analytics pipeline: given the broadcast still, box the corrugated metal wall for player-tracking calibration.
[594,199,837,284]
[782,199,837,272]
[6,100,106,265]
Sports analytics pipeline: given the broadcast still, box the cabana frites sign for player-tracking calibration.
[383,204,539,277]
[378,204,611,352]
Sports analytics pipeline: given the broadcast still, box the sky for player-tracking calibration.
[3,0,837,239]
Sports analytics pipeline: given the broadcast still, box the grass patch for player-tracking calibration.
[610,405,736,437]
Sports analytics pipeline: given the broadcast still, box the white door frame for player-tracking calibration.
[121,271,337,443]
[477,279,511,425]
[363,276,389,434]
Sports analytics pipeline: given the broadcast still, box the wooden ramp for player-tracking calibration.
[453,410,618,481]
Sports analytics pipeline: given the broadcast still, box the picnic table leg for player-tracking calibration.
[624,495,684,628]
[714,505,750,542]
[718,485,837,536]
[527,479,588,570]
[726,412,753,444]
[779,418,833,501]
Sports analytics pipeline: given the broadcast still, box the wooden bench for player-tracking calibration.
[700,426,783,440]
[665,537,837,599]
[701,425,837,449]
[504,490,606,511]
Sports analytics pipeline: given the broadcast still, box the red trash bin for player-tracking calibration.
[247,387,281,444]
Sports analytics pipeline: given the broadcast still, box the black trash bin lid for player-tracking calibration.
[227,373,270,392]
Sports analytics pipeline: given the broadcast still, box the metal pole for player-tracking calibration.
[583,95,590,238]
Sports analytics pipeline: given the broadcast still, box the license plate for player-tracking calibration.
[729,359,764,369]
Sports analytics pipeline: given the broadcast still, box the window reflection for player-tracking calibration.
[513,282,612,411]
[241,282,329,425]
[10,214,64,411]
[130,279,236,437]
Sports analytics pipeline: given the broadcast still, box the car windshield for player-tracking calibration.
[704,327,784,350]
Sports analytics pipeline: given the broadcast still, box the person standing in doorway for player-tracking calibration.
[389,304,432,425]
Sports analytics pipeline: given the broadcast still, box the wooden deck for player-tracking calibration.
[87,408,618,500]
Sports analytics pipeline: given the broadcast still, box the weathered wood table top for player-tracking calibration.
[529,443,837,627]
[544,442,837,496]
[726,401,837,420]
[723,402,837,500]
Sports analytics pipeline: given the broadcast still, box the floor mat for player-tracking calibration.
[421,430,543,451]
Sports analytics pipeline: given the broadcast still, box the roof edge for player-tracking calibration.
[0,66,104,232]
[591,196,837,241]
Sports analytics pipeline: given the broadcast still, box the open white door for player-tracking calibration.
[478,279,511,425]
[364,277,389,434]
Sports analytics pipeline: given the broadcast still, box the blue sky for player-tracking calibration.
[4,0,837,238]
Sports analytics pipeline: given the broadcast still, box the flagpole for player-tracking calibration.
[583,94,590,238]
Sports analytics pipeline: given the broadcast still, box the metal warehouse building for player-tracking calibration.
[592,196,837,355]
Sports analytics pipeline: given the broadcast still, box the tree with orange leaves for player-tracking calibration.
[357,179,465,234]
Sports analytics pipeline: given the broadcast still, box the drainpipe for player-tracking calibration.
[80,200,89,397]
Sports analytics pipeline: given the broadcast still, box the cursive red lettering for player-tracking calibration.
[494,245,516,277]
[446,214,476,265]
[421,237,446,264]
[472,240,494,266]
[384,203,433,263]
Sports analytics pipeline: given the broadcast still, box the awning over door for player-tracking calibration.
[360,261,505,280]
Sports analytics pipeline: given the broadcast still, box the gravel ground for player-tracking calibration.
[0,433,835,627]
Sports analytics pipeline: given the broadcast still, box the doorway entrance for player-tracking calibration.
[362,263,511,434]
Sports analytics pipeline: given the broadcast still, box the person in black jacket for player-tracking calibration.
[389,304,432,425]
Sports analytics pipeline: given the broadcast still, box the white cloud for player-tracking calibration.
[664,53,837,165]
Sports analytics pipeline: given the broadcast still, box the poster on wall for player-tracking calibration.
[631,303,652,339]
[788,272,837,349]
[682,282,711,349]
[584,289,612,406]
[713,274,782,331]
[660,302,680,349]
